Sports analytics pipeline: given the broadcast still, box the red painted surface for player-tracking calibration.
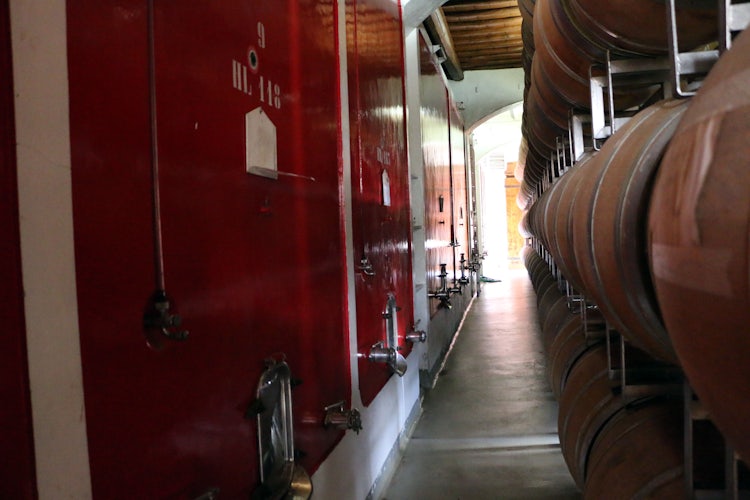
[0,3,37,497]
[347,0,414,405]
[419,37,453,317]
[67,1,349,497]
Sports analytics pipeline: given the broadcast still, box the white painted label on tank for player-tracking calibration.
[382,169,391,206]
[245,107,278,179]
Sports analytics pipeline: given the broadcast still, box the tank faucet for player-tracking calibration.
[362,341,407,377]
[406,328,427,343]
[428,263,452,308]
[324,401,363,434]
[458,253,470,285]
[143,289,189,348]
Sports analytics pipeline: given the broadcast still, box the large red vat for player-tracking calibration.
[348,0,414,406]
[648,28,750,462]
[420,36,454,318]
[67,1,352,496]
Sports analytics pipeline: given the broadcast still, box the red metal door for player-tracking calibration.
[347,0,414,405]
[67,1,349,497]
[0,2,37,497]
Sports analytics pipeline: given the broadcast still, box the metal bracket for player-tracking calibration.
[589,53,667,144]
[720,1,750,52]
[683,382,748,498]
[666,0,722,97]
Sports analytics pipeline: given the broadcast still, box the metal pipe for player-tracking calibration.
[147,0,166,292]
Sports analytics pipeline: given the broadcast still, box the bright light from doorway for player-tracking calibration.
[471,102,525,280]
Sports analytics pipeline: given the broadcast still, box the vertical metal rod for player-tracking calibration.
[619,330,626,390]
[683,381,695,499]
[726,443,738,500]
[606,51,616,136]
[148,0,166,292]
[719,0,731,54]
[567,122,574,167]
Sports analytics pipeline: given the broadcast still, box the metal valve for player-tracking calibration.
[143,289,189,348]
[193,488,220,500]
[406,329,427,343]
[358,257,375,276]
[428,263,452,309]
[363,341,407,377]
[323,401,363,434]
[458,253,470,285]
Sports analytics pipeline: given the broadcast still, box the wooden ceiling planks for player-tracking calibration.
[439,0,524,71]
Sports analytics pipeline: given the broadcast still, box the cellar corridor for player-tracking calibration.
[382,271,580,499]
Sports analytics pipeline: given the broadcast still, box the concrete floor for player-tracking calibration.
[382,271,581,500]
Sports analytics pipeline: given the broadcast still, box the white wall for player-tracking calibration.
[10,0,92,497]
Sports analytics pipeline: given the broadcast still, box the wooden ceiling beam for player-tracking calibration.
[454,34,523,47]
[461,52,524,61]
[454,42,524,53]
[442,0,519,12]
[423,8,465,81]
[453,29,523,39]
[447,17,522,31]
[444,7,521,22]
[463,62,523,70]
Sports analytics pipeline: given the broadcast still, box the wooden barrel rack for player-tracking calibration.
[519,3,750,494]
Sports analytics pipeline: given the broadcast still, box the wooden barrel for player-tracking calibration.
[566,103,675,363]
[552,153,594,293]
[518,0,536,22]
[540,293,572,351]
[532,0,658,111]
[528,183,550,248]
[523,141,550,185]
[525,82,569,150]
[528,255,551,295]
[566,0,716,57]
[535,273,559,307]
[533,0,606,109]
[648,27,750,462]
[558,343,625,487]
[569,150,608,303]
[519,210,532,239]
[517,184,534,212]
[546,314,590,398]
[584,398,684,499]
[523,245,541,272]
[528,56,572,131]
[529,260,549,291]
[542,173,574,267]
[587,100,688,365]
